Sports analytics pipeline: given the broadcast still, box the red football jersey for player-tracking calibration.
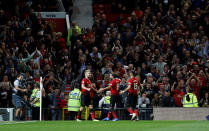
[128,77,140,95]
[103,80,110,87]
[109,78,121,96]
[81,78,91,95]
[90,83,97,98]
[173,89,184,107]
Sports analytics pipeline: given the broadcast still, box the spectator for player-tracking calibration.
[171,80,185,107]
[61,93,68,108]
[151,93,160,107]
[0,75,13,107]
[0,0,209,121]
[132,6,143,19]
[59,68,73,93]
[48,86,57,120]
[161,76,171,91]
[44,71,59,94]
[141,82,155,101]
[114,61,125,79]
[90,46,103,69]
[54,88,62,120]
[137,93,150,120]
[199,92,209,107]
[159,90,175,107]
[186,73,201,99]
[153,56,167,74]
[101,63,112,75]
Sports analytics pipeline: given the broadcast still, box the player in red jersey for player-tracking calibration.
[98,73,122,121]
[76,69,99,121]
[120,71,140,120]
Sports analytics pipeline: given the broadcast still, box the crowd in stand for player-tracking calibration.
[70,0,209,108]
[0,0,209,120]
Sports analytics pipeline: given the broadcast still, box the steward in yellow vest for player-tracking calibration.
[31,83,40,107]
[67,22,82,47]
[103,96,111,107]
[68,86,81,112]
[182,89,198,107]
[99,91,111,109]
[31,83,41,120]
[30,88,38,103]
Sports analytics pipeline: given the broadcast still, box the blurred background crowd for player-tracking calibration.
[0,0,209,120]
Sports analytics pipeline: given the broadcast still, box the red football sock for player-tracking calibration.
[134,109,139,117]
[76,111,80,119]
[107,111,111,118]
[90,112,95,120]
[128,108,134,114]
[112,111,117,118]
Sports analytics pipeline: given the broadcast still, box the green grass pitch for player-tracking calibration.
[0,120,208,131]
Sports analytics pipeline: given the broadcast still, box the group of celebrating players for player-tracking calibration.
[76,69,140,121]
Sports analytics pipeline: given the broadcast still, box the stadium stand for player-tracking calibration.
[0,0,209,120]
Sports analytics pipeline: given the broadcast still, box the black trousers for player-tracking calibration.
[32,107,40,120]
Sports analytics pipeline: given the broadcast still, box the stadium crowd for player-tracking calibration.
[0,0,209,120]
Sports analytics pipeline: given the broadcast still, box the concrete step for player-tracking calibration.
[74,1,92,6]
[71,0,93,28]
[74,16,93,19]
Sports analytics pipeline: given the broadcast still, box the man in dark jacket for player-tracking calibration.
[160,90,175,107]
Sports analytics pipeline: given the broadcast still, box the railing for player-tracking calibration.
[0,108,14,121]
[0,107,153,121]
[3,107,208,121]
[66,14,70,31]
[42,107,153,120]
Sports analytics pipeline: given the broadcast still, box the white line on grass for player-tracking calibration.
[0,121,37,125]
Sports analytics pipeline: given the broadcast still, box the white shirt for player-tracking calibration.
[90,52,102,59]
[36,90,41,99]
[33,50,42,67]
[99,97,105,108]
[14,79,20,87]
[13,79,20,93]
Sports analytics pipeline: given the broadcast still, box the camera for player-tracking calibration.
[20,76,34,89]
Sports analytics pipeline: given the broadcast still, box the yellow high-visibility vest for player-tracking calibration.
[68,89,81,111]
[31,88,38,100]
[103,96,110,105]
[67,26,82,47]
[31,89,40,107]
[182,93,198,107]
[103,96,110,108]
[35,90,40,107]
[35,99,40,107]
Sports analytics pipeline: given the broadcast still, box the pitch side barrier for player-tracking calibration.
[0,108,153,121]
[0,108,14,121]
[3,108,208,121]
[40,107,153,121]
[153,108,209,120]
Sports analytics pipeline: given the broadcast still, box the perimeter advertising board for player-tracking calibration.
[34,12,66,33]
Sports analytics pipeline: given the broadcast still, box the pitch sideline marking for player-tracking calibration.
[0,121,37,125]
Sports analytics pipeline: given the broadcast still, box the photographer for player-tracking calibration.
[12,74,28,120]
